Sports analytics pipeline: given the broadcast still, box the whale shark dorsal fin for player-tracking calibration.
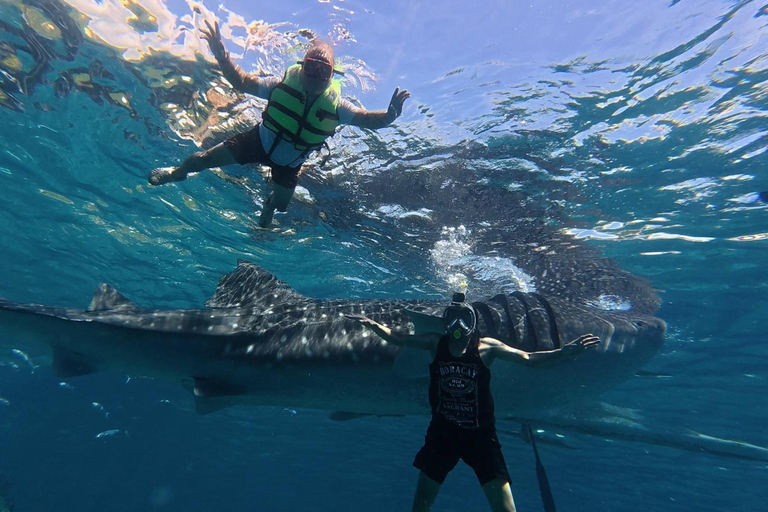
[406,309,444,335]
[88,284,138,312]
[205,259,305,308]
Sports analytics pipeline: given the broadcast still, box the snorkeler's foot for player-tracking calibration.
[258,210,275,228]
[258,198,276,228]
[148,167,187,186]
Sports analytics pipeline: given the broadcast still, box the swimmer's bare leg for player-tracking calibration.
[258,183,295,228]
[412,472,441,512]
[149,142,238,185]
[482,479,517,512]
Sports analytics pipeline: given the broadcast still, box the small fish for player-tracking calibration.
[635,370,672,379]
[95,429,121,439]
[11,349,36,372]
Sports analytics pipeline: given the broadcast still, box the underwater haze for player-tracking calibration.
[1,0,767,510]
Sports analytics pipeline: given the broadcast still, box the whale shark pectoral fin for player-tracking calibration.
[180,376,246,415]
[51,345,98,377]
[88,284,138,312]
[395,310,441,379]
[405,309,443,335]
[190,376,247,398]
[193,396,230,415]
[393,347,431,379]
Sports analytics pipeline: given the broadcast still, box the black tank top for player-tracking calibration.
[428,334,495,431]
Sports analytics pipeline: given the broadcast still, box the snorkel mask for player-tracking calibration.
[297,58,345,81]
[442,293,477,340]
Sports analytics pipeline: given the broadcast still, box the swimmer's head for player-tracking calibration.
[443,293,477,341]
[299,41,336,94]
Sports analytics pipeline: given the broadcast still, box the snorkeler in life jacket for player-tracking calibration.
[149,20,410,228]
[348,293,600,512]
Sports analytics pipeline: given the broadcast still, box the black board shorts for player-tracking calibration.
[413,424,511,486]
[224,125,301,189]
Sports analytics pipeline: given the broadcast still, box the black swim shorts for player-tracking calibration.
[413,425,510,486]
[224,125,301,189]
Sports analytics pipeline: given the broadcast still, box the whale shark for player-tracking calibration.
[1,259,663,415]
[2,260,767,461]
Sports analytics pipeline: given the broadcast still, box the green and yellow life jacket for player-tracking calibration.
[262,64,341,152]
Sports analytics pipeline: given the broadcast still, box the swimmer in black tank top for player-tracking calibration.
[349,293,599,512]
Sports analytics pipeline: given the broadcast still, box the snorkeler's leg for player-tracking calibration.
[481,479,517,512]
[258,183,295,228]
[412,472,441,512]
[149,142,238,186]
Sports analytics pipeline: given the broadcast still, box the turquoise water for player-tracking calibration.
[1,0,767,510]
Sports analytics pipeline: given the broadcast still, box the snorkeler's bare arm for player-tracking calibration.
[347,315,440,351]
[201,21,275,99]
[481,334,600,367]
[345,88,411,129]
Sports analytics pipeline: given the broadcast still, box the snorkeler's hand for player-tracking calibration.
[148,167,187,186]
[562,334,600,357]
[387,87,410,120]
[345,314,376,328]
[201,20,228,62]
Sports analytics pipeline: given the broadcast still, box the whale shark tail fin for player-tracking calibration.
[88,284,139,312]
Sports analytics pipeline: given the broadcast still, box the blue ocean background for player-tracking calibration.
[1,0,767,510]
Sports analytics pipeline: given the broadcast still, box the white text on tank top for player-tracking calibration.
[436,361,480,429]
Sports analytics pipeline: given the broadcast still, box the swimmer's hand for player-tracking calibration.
[561,333,601,357]
[387,87,410,120]
[148,167,187,186]
[201,20,228,62]
[345,314,378,328]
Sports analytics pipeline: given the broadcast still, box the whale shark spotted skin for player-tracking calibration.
[0,260,665,417]
[6,262,768,462]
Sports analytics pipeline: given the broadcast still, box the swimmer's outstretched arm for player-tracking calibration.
[347,88,411,129]
[481,334,600,367]
[201,21,274,98]
[346,315,440,351]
